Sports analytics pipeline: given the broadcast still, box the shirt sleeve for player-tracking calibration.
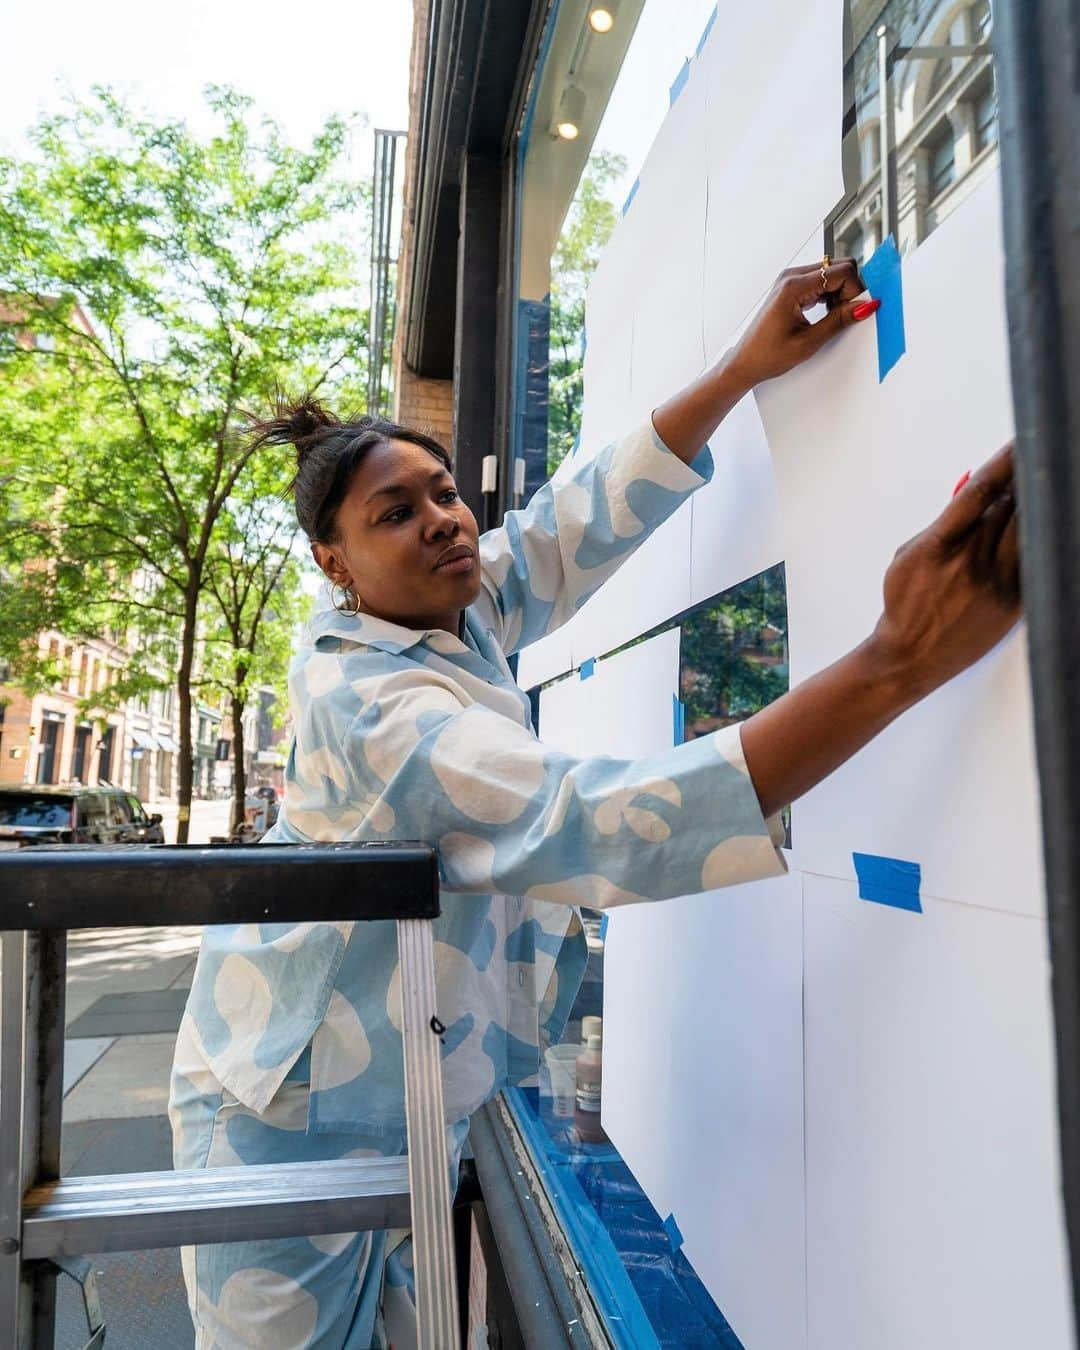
[339,668,786,909]
[473,419,713,656]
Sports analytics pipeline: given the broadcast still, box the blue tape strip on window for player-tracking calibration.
[669,59,690,106]
[696,5,719,55]
[853,852,922,913]
[580,657,596,681]
[672,695,685,745]
[622,177,640,216]
[599,913,609,940]
[581,325,588,358]
[571,431,581,458]
[663,1212,684,1252]
[860,235,906,381]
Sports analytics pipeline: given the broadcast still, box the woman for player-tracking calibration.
[170,259,1019,1347]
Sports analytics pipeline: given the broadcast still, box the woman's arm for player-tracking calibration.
[476,259,872,654]
[653,257,870,462]
[475,420,712,655]
[741,444,1020,817]
[316,446,1017,908]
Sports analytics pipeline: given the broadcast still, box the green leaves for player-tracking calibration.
[0,86,367,827]
[547,151,626,473]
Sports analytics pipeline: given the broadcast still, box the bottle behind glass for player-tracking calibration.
[575,1034,607,1143]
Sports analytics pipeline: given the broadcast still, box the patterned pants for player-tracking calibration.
[169,1052,468,1349]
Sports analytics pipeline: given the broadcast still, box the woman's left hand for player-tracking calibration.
[729,257,874,388]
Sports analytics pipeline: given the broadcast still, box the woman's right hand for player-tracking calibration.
[741,443,1022,820]
[868,444,1022,701]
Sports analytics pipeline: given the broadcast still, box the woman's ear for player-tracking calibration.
[311,541,350,589]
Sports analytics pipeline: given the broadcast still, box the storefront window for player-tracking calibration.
[514,0,718,490]
[833,0,997,259]
[507,0,999,1338]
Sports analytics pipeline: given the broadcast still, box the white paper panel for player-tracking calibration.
[536,627,682,759]
[755,173,1045,916]
[577,203,648,466]
[689,392,784,605]
[514,625,575,691]
[626,60,708,416]
[605,872,807,1350]
[803,873,1073,1350]
[700,0,844,361]
[549,632,807,1350]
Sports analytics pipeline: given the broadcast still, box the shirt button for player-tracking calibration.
[518,969,525,987]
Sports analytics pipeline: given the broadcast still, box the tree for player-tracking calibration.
[200,483,309,833]
[680,565,790,735]
[547,150,626,473]
[0,87,367,838]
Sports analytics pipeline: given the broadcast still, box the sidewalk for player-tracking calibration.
[58,923,202,1347]
[46,799,236,1344]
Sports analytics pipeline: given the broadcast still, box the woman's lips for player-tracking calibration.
[434,547,476,575]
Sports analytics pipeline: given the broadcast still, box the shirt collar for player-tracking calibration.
[305,605,474,656]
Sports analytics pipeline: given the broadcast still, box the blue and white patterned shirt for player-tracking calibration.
[177,421,786,1137]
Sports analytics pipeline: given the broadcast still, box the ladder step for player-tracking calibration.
[22,1158,411,1259]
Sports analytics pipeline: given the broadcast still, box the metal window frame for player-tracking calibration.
[994,0,1080,1336]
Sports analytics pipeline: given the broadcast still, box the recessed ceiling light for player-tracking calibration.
[555,84,586,140]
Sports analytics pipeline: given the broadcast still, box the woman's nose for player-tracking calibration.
[426,505,459,539]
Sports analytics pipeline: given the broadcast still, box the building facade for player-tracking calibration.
[834,0,997,261]
[0,634,127,789]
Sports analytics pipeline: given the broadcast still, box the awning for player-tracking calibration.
[129,729,156,750]
[156,733,180,753]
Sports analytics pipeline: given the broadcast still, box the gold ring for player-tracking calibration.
[820,254,831,288]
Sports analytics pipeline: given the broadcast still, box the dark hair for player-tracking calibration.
[246,394,453,542]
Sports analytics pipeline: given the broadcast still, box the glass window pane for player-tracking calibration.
[837,0,999,255]
[515,0,718,488]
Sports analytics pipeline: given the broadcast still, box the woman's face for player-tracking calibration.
[312,438,482,633]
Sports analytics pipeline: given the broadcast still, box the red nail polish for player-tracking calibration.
[852,298,881,321]
[952,469,972,497]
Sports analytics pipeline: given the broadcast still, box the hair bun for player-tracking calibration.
[243,393,341,464]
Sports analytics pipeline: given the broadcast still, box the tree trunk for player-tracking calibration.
[230,687,246,836]
[175,580,199,844]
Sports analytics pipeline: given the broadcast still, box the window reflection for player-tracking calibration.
[836,0,997,258]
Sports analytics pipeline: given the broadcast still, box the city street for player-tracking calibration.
[154,795,234,845]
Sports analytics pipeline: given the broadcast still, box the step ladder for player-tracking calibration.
[0,842,460,1348]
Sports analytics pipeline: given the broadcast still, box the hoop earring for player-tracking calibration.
[331,582,362,616]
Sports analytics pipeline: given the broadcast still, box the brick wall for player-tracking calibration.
[391,0,455,451]
[395,364,454,449]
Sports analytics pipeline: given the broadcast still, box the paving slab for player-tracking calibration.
[66,988,189,1038]
[63,1038,115,1095]
[65,926,202,1026]
[63,1033,178,1123]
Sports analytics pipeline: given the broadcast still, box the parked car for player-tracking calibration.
[0,785,165,847]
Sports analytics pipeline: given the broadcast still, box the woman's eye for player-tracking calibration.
[441,489,459,503]
[385,506,412,523]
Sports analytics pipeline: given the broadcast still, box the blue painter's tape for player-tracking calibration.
[581,325,587,358]
[853,852,922,913]
[570,432,581,458]
[504,1090,657,1346]
[672,694,685,746]
[599,913,609,941]
[669,59,690,106]
[663,1212,684,1251]
[861,235,906,381]
[696,4,719,55]
[621,177,639,216]
[579,657,596,681]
